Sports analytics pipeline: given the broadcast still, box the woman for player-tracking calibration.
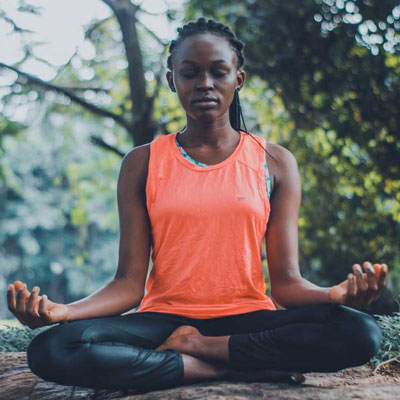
[7,18,387,393]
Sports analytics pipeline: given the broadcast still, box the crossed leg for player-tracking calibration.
[26,304,381,392]
[155,303,382,382]
[156,325,303,383]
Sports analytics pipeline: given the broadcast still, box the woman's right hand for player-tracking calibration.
[7,280,70,329]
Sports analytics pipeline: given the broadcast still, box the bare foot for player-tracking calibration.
[155,325,202,352]
[155,326,305,385]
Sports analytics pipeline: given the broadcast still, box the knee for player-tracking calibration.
[339,307,382,365]
[27,326,63,379]
[27,329,48,377]
[356,313,382,362]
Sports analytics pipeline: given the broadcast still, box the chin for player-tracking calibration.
[191,108,225,121]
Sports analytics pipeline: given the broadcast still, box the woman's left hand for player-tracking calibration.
[328,262,388,307]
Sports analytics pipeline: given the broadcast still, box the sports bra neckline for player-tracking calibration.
[171,130,245,171]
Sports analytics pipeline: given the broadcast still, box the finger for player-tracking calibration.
[373,264,382,278]
[363,261,379,303]
[26,286,41,325]
[14,280,24,291]
[38,295,51,324]
[15,284,30,326]
[363,261,378,291]
[16,284,27,313]
[7,284,16,312]
[18,282,32,302]
[14,281,31,300]
[378,264,388,288]
[23,283,32,298]
[374,264,388,301]
[362,272,368,286]
[352,264,367,295]
[347,273,356,297]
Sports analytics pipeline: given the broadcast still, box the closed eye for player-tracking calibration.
[180,71,228,79]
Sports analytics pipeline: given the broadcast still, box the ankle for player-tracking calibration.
[182,354,227,381]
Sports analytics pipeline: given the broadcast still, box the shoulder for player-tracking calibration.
[120,143,151,189]
[122,142,151,165]
[266,142,298,167]
[265,142,300,193]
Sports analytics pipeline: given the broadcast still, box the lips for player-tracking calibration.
[192,97,218,109]
[192,97,218,104]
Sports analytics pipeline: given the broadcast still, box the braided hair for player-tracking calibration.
[167,17,274,163]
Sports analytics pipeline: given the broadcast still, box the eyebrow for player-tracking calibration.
[180,59,229,65]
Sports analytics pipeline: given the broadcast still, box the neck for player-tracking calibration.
[179,115,240,148]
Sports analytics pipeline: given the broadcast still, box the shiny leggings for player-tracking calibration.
[27,303,382,392]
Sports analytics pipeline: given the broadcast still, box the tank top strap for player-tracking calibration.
[237,132,262,169]
[149,133,172,169]
[145,133,174,210]
[239,132,268,180]
[246,133,271,200]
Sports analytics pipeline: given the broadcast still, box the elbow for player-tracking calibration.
[271,292,289,309]
[270,276,303,309]
[132,293,144,307]
[129,287,144,307]
[271,294,297,309]
[111,277,144,308]
[270,288,288,308]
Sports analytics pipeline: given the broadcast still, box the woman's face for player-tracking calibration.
[167,33,245,124]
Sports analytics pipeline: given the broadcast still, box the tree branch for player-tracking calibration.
[89,135,125,157]
[136,4,165,17]
[136,19,170,47]
[0,62,132,131]
[0,11,35,34]
[84,15,114,40]
[50,85,110,93]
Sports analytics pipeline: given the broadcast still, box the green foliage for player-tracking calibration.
[0,86,127,319]
[0,324,51,353]
[371,312,400,367]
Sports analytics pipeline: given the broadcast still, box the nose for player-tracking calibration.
[195,72,214,90]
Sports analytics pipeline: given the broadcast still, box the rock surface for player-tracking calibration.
[0,352,399,399]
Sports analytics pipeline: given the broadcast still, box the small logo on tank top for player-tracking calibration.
[236,196,247,201]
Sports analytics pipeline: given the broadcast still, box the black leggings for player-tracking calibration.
[27,303,381,392]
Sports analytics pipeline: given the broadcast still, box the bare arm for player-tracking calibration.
[65,279,144,322]
[265,144,388,309]
[66,144,152,321]
[265,144,331,308]
[7,144,152,328]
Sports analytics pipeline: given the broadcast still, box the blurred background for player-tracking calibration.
[1,0,399,324]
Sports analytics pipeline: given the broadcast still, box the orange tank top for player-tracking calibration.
[135,130,276,318]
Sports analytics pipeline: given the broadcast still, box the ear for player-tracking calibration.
[236,69,246,90]
[166,71,174,90]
